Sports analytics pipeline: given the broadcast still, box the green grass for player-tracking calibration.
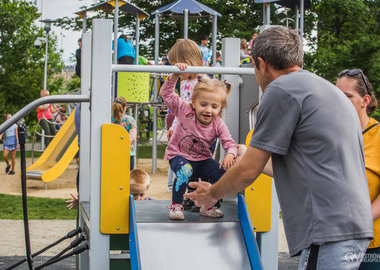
[0,151,42,161]
[137,144,166,159]
[0,194,77,220]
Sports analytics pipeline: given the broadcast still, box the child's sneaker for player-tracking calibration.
[183,198,194,210]
[8,171,15,175]
[5,165,10,173]
[191,205,200,212]
[200,206,223,218]
[169,203,184,220]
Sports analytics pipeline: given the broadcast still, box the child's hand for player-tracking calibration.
[220,153,235,170]
[65,193,79,210]
[175,63,188,70]
[17,143,20,150]
[167,130,173,140]
[170,63,188,81]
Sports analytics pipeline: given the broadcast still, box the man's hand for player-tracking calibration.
[184,181,218,208]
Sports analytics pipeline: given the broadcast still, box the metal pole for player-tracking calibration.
[78,31,92,270]
[82,11,87,33]
[152,12,160,173]
[300,0,304,44]
[113,0,119,65]
[112,65,255,75]
[184,9,188,39]
[135,14,140,64]
[212,14,217,66]
[90,19,112,270]
[43,31,49,89]
[295,5,299,30]
[0,95,89,134]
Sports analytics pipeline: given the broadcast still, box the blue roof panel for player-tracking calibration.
[151,0,221,17]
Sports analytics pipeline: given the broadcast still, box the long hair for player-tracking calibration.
[168,39,203,68]
[112,96,127,123]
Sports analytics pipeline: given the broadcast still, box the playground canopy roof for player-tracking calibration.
[254,0,311,9]
[75,0,149,20]
[151,0,221,19]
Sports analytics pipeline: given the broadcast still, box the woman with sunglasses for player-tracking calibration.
[337,69,380,270]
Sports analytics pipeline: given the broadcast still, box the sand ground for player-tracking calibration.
[0,157,289,257]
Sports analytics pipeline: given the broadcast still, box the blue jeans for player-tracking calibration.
[298,238,371,270]
[169,156,225,204]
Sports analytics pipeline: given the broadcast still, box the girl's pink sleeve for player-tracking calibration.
[216,119,238,157]
[160,76,188,117]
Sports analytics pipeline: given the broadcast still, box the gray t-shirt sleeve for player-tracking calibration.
[250,86,301,155]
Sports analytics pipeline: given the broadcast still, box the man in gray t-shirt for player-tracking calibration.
[185,27,373,268]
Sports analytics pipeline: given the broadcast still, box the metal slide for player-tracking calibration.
[26,108,79,183]
[129,195,262,270]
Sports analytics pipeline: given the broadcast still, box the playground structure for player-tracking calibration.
[0,0,316,269]
[75,19,279,270]
[0,19,279,270]
[26,107,79,183]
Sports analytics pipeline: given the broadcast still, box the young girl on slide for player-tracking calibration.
[160,64,238,220]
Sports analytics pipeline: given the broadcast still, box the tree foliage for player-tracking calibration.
[0,0,64,124]
[57,0,291,58]
[304,0,380,118]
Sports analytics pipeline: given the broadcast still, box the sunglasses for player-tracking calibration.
[338,69,371,96]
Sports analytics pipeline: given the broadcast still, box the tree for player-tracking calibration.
[0,0,64,124]
[57,0,291,58]
[304,0,380,119]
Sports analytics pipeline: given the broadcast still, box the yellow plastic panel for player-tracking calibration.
[101,124,131,234]
[117,72,150,103]
[244,129,272,232]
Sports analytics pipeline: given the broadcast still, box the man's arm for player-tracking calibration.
[185,146,271,208]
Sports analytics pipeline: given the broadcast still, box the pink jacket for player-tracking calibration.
[161,77,238,161]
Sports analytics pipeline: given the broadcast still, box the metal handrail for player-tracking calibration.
[0,95,89,134]
[112,65,255,75]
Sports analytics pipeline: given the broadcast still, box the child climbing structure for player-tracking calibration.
[74,20,279,270]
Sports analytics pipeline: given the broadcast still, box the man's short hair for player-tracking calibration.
[251,27,303,70]
[130,169,150,186]
[199,35,209,43]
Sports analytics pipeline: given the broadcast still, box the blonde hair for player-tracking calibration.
[240,39,247,49]
[40,89,49,97]
[192,76,232,115]
[130,169,150,186]
[112,96,127,123]
[168,39,203,68]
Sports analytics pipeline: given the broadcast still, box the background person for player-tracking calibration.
[111,97,137,170]
[130,169,154,200]
[240,39,252,64]
[198,35,210,66]
[75,38,81,77]
[114,34,135,64]
[37,89,56,147]
[248,30,259,53]
[336,69,380,270]
[0,114,19,175]
[185,27,373,270]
